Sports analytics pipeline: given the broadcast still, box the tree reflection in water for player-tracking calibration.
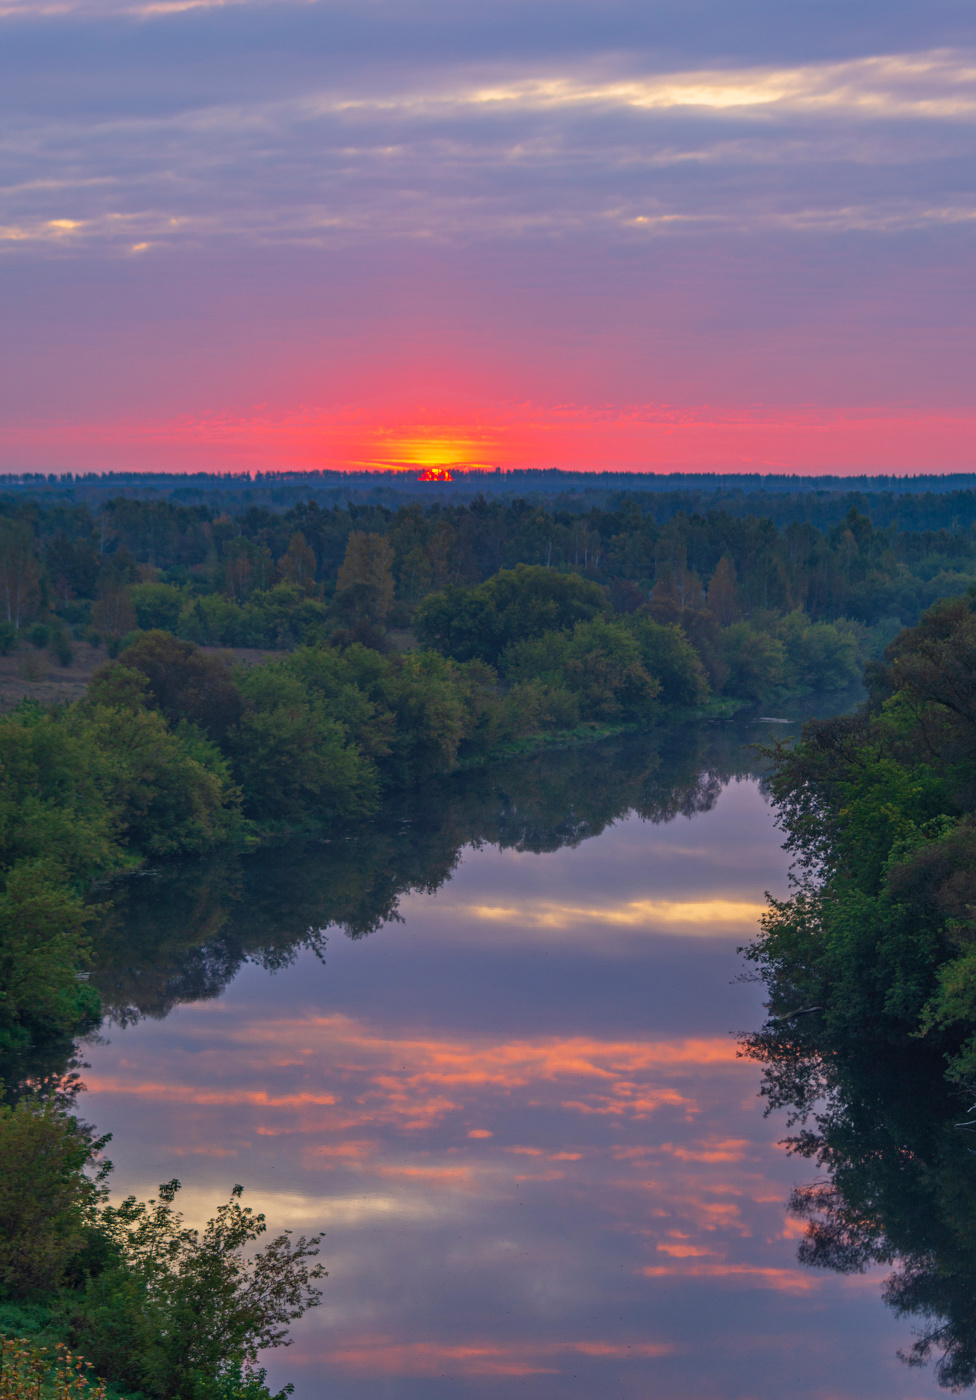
[91,722,758,1027]
[743,1013,976,1389]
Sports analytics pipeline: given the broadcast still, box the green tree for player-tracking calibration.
[227,663,378,824]
[718,622,786,701]
[70,1181,324,1400]
[334,532,395,624]
[626,616,710,708]
[706,556,740,627]
[416,564,609,665]
[129,583,184,633]
[504,618,659,723]
[0,1095,109,1297]
[0,523,40,630]
[91,584,135,644]
[116,633,243,740]
[277,533,317,596]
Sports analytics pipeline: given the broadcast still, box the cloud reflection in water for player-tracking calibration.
[81,758,930,1398]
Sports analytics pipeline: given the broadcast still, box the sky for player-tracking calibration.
[2,0,975,474]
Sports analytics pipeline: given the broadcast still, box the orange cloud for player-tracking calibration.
[82,1080,339,1109]
[640,1263,820,1292]
[321,1338,674,1376]
[656,1243,722,1258]
[87,1018,744,1142]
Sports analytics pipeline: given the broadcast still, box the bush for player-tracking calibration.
[0,1337,110,1400]
[504,618,659,723]
[0,1096,109,1297]
[67,1181,324,1400]
[49,630,74,668]
[416,565,610,665]
[117,633,243,740]
[227,661,378,823]
[626,616,710,708]
[777,610,860,691]
[718,623,786,702]
[129,583,183,633]
[0,861,100,1061]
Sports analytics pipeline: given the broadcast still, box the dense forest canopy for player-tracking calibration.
[3,487,976,635]
[1,483,975,730]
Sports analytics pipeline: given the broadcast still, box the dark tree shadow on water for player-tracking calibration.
[743,1018,976,1390]
[90,720,765,1028]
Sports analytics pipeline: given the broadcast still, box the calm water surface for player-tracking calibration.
[82,715,946,1400]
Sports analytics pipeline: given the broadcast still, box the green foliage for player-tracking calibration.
[50,629,74,668]
[738,599,976,1385]
[227,661,378,824]
[0,1097,109,1298]
[416,564,610,665]
[179,587,328,649]
[718,622,786,701]
[117,634,242,741]
[0,1094,322,1400]
[129,584,183,633]
[0,862,99,1058]
[778,611,860,691]
[747,593,976,1081]
[0,1336,111,1400]
[70,704,238,858]
[67,1181,323,1400]
[625,616,710,708]
[504,617,659,723]
[0,676,242,1066]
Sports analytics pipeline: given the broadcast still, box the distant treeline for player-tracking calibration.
[6,489,976,716]
[4,470,976,530]
[4,489,976,633]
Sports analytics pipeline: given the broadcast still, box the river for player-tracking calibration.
[81,709,948,1400]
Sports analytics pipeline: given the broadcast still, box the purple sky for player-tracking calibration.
[1,0,974,471]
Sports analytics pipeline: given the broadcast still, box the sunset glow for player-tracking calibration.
[1,2,973,475]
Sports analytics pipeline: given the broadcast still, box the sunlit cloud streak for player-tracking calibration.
[3,50,976,256]
[316,1337,674,1376]
[86,1014,741,1135]
[452,895,768,933]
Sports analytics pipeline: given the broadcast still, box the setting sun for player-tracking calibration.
[360,430,497,473]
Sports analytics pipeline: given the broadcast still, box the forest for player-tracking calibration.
[4,488,976,711]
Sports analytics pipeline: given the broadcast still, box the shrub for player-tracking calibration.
[416,565,609,665]
[0,1337,110,1400]
[117,634,243,741]
[49,630,74,668]
[0,1097,109,1298]
[626,616,710,708]
[129,583,183,633]
[68,1181,323,1400]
